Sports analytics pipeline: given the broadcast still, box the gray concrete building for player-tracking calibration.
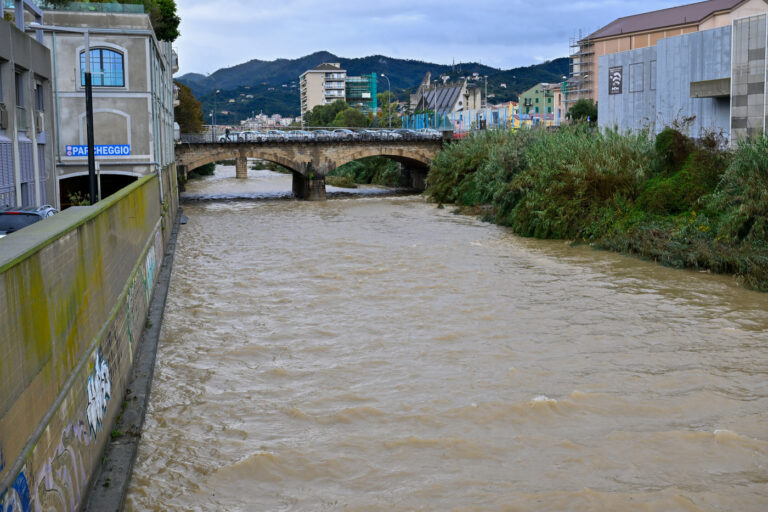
[599,12,767,143]
[31,7,177,205]
[0,14,57,208]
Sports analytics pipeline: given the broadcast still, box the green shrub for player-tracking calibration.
[326,175,357,188]
[637,148,728,215]
[507,126,654,239]
[654,128,694,175]
[707,133,768,244]
[330,157,403,187]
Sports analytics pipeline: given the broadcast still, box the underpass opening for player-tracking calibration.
[59,172,138,208]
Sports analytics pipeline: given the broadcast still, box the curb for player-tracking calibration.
[83,208,182,511]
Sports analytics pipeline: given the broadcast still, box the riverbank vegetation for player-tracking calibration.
[427,125,768,290]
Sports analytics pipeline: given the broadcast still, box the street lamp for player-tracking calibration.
[432,79,439,130]
[380,73,391,129]
[213,89,220,141]
[28,22,97,204]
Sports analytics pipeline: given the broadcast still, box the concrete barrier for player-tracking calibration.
[0,166,177,511]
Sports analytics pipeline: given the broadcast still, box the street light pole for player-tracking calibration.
[381,73,391,129]
[213,89,220,142]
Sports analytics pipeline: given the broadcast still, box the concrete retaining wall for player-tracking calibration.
[0,164,177,511]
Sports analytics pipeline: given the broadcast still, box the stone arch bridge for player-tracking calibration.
[175,139,443,200]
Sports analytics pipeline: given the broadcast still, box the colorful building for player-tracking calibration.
[519,83,557,115]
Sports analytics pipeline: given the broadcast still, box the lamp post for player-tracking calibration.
[381,73,391,129]
[213,89,220,142]
[432,79,439,130]
[28,22,97,204]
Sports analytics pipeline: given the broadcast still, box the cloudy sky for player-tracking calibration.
[175,0,693,75]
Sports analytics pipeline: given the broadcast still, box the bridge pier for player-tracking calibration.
[292,171,326,201]
[235,156,248,179]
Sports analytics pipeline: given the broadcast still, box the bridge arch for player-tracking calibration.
[332,148,432,171]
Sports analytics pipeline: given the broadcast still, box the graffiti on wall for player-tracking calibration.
[85,353,111,438]
[143,245,157,305]
[33,421,91,512]
[0,469,32,512]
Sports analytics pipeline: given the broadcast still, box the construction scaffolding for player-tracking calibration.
[566,29,595,108]
[345,73,378,114]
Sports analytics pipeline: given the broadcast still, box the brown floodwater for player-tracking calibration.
[126,165,768,511]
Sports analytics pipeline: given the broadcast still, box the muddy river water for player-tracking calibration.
[126,164,768,511]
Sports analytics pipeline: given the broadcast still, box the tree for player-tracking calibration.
[174,81,204,133]
[304,100,349,127]
[148,0,180,42]
[332,108,369,127]
[376,91,399,128]
[567,99,598,124]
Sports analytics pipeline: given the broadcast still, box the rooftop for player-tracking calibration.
[587,0,746,40]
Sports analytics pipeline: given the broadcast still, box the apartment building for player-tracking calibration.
[299,63,347,116]
[570,0,768,106]
[0,9,56,208]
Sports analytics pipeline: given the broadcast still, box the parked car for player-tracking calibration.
[416,128,442,140]
[218,131,242,142]
[291,130,313,141]
[332,129,357,141]
[357,129,378,141]
[394,129,419,140]
[380,130,403,141]
[240,130,263,142]
[311,129,334,141]
[264,130,286,142]
[0,205,58,239]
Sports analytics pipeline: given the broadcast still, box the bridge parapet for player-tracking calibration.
[175,139,442,200]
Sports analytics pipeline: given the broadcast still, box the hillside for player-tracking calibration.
[177,52,569,123]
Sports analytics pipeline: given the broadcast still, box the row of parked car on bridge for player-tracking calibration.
[216,128,442,143]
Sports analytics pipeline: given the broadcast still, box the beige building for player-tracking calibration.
[570,0,768,106]
[33,8,177,205]
[299,63,347,117]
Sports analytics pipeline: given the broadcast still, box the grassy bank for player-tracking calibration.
[427,125,768,291]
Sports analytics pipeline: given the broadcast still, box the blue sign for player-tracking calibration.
[65,145,131,157]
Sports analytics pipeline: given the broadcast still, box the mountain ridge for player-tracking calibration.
[177,51,569,122]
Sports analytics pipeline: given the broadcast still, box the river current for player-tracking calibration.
[126,164,768,511]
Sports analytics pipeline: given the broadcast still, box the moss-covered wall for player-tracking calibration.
[0,164,177,511]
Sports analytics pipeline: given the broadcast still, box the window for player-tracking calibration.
[15,71,23,107]
[0,63,3,103]
[80,48,124,87]
[535,97,539,103]
[548,97,552,103]
[34,82,44,111]
[547,107,551,113]
[535,106,539,113]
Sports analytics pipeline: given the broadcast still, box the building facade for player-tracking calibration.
[345,73,377,113]
[410,72,482,114]
[299,63,347,117]
[570,0,768,106]
[598,13,768,143]
[35,8,177,206]
[519,83,557,115]
[0,15,57,208]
